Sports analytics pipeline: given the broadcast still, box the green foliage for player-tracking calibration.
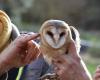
[88,47,100,58]
[86,62,97,75]
[81,33,93,40]
[80,30,100,42]
[80,31,100,58]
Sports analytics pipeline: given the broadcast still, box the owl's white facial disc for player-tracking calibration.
[44,26,68,49]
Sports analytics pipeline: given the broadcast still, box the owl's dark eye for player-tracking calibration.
[60,32,65,37]
[47,31,53,37]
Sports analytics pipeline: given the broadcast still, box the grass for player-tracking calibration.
[80,30,100,43]
[80,30,100,76]
[81,54,100,76]
[86,62,98,75]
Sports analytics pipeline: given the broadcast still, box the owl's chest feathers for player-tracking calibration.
[40,43,69,64]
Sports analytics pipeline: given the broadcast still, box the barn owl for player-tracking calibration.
[39,20,81,80]
[39,20,80,65]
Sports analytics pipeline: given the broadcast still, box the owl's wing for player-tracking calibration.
[70,26,81,53]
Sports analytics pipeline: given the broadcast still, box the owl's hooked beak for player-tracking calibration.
[53,34,59,44]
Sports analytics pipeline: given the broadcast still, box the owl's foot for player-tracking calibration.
[39,73,59,80]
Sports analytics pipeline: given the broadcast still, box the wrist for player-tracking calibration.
[0,54,12,75]
[77,60,92,80]
[77,70,91,80]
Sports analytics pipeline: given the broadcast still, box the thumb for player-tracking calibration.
[68,40,77,55]
[22,33,40,43]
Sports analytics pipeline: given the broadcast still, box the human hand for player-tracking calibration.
[0,33,40,73]
[52,40,92,80]
[93,65,100,80]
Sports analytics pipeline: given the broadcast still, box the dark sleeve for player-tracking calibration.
[20,56,49,80]
[0,73,8,80]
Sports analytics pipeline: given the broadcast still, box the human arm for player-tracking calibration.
[52,40,92,80]
[0,33,40,76]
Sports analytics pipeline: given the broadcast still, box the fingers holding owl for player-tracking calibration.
[39,19,92,80]
[52,41,92,80]
[93,65,100,80]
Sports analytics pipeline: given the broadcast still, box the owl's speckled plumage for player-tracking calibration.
[39,20,92,80]
[39,20,80,64]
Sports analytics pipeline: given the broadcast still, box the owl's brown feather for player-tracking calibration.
[39,20,81,80]
[39,20,80,65]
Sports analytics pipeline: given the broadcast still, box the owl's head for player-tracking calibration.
[39,20,72,49]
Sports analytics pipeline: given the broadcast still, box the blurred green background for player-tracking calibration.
[0,0,100,76]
